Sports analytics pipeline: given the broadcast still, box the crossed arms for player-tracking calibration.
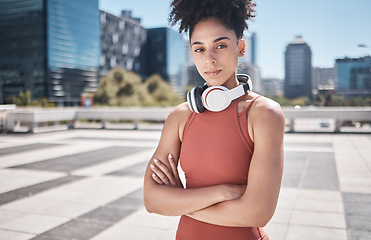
[143,98,285,227]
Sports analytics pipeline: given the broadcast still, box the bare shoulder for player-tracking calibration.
[163,102,192,140]
[253,95,283,116]
[249,95,285,130]
[167,102,192,124]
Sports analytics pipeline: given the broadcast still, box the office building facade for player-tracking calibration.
[100,10,147,77]
[284,36,312,100]
[312,67,335,91]
[335,56,371,96]
[0,0,100,105]
[146,28,188,93]
[261,78,284,97]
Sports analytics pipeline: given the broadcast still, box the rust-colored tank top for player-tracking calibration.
[177,95,268,240]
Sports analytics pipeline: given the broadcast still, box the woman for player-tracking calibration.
[143,0,285,239]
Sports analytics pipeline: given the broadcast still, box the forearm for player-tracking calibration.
[144,173,227,216]
[188,194,275,227]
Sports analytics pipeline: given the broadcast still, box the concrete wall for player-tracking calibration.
[2,106,371,133]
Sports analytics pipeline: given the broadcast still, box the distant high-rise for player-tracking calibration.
[146,28,188,93]
[0,0,100,106]
[239,32,261,92]
[284,36,312,100]
[250,32,257,65]
[100,10,147,77]
[335,56,371,96]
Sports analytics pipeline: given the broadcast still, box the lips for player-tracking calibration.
[205,70,221,76]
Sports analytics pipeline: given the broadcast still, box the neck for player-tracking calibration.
[222,72,239,90]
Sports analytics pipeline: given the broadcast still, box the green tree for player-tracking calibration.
[143,74,182,106]
[7,90,32,106]
[95,68,143,106]
[94,68,182,107]
[323,95,371,107]
[271,95,308,107]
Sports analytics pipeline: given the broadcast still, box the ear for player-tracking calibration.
[238,39,245,57]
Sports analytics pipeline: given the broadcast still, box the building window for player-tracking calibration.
[119,20,125,30]
[110,56,116,67]
[122,43,129,55]
[112,33,119,44]
[101,13,106,24]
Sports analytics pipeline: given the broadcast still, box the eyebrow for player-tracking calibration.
[191,36,231,46]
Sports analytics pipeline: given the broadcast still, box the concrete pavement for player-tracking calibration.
[0,129,370,240]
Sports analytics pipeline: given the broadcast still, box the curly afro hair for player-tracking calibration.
[168,0,256,39]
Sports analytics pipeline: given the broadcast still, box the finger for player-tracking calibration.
[168,154,182,187]
[154,159,176,185]
[151,173,165,185]
[150,163,170,184]
[168,154,178,178]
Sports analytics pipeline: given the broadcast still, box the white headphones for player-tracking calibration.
[187,74,253,113]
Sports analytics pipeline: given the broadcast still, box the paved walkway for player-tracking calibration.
[0,129,370,240]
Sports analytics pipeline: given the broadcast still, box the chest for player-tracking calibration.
[179,111,253,186]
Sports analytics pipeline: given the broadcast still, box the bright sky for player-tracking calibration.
[100,0,371,79]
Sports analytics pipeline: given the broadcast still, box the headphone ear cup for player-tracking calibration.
[186,91,195,112]
[201,86,230,112]
[187,86,206,113]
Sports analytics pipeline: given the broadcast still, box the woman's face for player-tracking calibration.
[190,17,245,89]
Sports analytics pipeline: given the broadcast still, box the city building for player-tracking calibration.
[239,32,257,66]
[335,56,371,96]
[145,28,188,93]
[0,0,100,106]
[100,10,147,77]
[238,61,261,93]
[260,78,284,97]
[284,36,312,100]
[312,67,335,91]
[238,32,261,92]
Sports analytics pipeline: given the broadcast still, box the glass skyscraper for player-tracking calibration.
[0,0,100,106]
[146,28,188,93]
[335,56,371,96]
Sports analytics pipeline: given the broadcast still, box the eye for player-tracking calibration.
[194,48,204,53]
[216,44,227,49]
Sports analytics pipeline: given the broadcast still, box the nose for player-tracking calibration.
[205,51,216,65]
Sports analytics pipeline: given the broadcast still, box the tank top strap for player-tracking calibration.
[232,95,260,151]
[238,95,261,116]
[182,111,196,140]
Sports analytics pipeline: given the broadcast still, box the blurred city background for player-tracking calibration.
[0,1,371,240]
[0,0,370,109]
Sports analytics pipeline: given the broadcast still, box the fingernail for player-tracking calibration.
[169,154,172,159]
[154,159,159,163]
[150,164,155,169]
[152,173,156,177]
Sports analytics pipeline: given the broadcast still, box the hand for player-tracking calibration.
[151,154,184,188]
